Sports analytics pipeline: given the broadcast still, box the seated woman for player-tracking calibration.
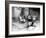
[27,14,33,28]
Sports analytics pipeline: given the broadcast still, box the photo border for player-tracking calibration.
[5,1,45,37]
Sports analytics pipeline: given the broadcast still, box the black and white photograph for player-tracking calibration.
[5,1,45,37]
[12,7,40,31]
